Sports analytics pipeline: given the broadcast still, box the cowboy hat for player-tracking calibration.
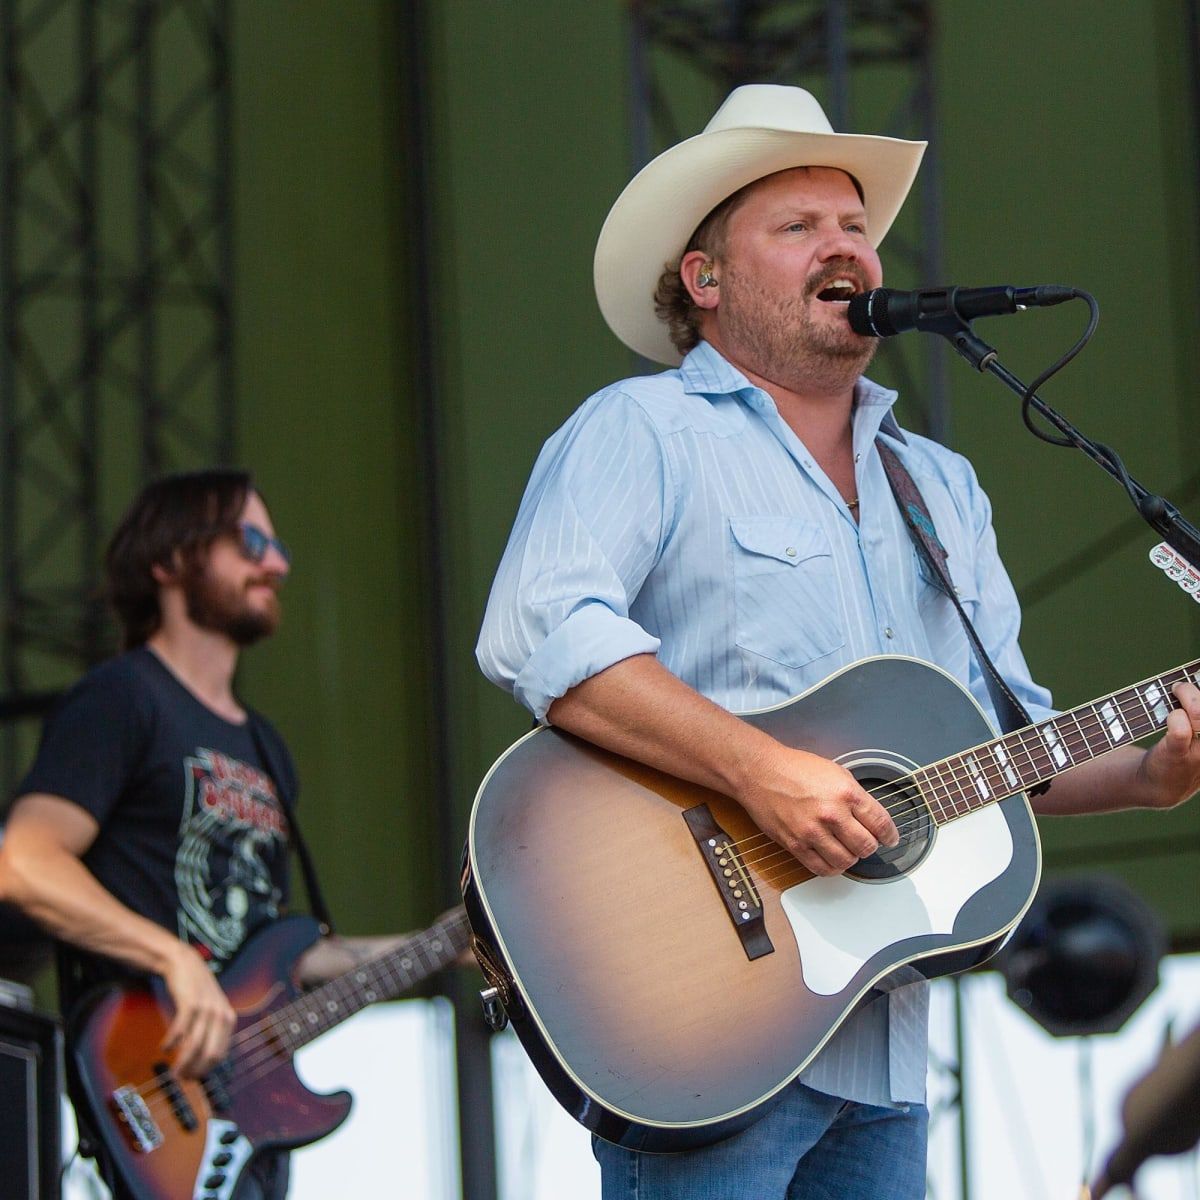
[593,84,927,366]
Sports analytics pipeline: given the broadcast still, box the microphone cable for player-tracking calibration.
[1015,289,1144,513]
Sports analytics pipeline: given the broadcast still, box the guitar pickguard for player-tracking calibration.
[780,802,1013,995]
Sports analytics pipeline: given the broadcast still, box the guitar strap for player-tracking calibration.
[248,712,337,934]
[875,439,1047,793]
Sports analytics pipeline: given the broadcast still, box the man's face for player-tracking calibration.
[184,491,289,646]
[704,166,883,392]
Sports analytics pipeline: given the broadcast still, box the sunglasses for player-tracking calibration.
[237,522,291,567]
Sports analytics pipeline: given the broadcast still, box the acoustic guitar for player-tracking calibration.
[464,654,1199,1151]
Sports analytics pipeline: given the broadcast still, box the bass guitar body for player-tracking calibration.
[465,656,1042,1151]
[70,917,349,1200]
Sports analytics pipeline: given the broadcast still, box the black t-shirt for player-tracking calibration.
[16,647,296,1010]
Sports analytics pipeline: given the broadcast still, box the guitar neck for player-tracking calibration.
[270,907,472,1053]
[917,659,1200,823]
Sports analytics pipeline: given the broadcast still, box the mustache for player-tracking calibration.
[805,261,871,298]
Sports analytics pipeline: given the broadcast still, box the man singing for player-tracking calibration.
[476,85,1200,1198]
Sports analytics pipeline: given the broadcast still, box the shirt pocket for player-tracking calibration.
[729,517,846,670]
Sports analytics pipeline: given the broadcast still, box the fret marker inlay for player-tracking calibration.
[1144,684,1168,725]
[1041,725,1069,768]
[1100,701,1126,743]
[965,754,991,800]
[992,743,1019,789]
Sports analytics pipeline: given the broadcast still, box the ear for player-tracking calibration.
[680,249,721,310]
[150,550,185,587]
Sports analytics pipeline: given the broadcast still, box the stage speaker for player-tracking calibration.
[997,874,1164,1038]
[0,982,62,1200]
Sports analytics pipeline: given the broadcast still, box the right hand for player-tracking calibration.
[159,943,237,1078]
[737,744,900,877]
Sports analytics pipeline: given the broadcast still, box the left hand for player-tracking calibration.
[1136,681,1200,809]
[295,933,409,987]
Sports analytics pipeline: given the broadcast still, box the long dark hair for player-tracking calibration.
[105,468,253,649]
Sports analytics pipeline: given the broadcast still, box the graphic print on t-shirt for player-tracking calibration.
[176,748,288,965]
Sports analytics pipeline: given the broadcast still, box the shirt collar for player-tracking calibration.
[678,340,907,446]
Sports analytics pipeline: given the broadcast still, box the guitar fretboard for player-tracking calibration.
[267,908,472,1055]
[914,659,1200,823]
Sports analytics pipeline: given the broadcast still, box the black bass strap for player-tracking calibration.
[875,439,1046,787]
[248,712,336,934]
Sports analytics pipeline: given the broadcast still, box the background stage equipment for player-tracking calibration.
[0,900,54,987]
[0,979,63,1200]
[996,875,1165,1037]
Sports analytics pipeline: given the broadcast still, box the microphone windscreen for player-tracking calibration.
[847,290,889,337]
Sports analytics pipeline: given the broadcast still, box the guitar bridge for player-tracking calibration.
[110,1084,163,1153]
[682,804,773,961]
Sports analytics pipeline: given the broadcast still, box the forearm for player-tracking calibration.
[0,838,184,978]
[0,795,235,1076]
[294,934,410,987]
[546,653,899,874]
[1032,745,1176,817]
[546,653,778,801]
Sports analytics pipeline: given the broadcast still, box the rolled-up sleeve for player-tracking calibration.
[476,389,673,722]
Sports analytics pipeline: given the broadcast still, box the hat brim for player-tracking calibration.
[594,126,926,366]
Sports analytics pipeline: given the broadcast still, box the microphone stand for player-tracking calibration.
[940,321,1200,572]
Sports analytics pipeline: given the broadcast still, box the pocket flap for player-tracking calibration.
[915,547,979,603]
[729,517,829,566]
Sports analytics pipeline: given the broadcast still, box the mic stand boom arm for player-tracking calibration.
[941,322,1200,572]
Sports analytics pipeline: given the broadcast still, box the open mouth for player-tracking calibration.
[815,277,862,303]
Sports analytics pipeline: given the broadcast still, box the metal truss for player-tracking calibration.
[0,0,233,782]
[628,0,950,442]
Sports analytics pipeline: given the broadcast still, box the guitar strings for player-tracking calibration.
[127,950,430,1126]
[555,673,1190,898]
[715,678,1185,879]
[704,683,1174,890]
[658,680,1171,892]
[118,918,469,1124]
[745,678,1148,889]
[211,922,471,1098]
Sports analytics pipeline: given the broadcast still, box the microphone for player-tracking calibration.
[847,284,1076,338]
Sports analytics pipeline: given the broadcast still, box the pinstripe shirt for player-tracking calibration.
[476,340,1053,1106]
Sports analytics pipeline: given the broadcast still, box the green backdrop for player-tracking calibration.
[31,0,1196,946]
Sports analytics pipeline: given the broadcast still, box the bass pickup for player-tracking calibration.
[682,804,773,961]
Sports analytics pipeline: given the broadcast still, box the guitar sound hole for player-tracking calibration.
[845,773,934,882]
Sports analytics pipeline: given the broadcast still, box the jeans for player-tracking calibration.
[592,1080,928,1200]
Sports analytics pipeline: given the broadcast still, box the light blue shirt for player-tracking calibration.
[476,340,1054,1106]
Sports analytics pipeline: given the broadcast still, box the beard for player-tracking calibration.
[183,562,280,646]
[718,258,878,393]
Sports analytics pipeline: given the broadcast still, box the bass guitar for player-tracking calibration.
[70,905,470,1200]
[464,654,1200,1152]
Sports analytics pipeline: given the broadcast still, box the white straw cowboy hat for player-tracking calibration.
[593,84,927,366]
